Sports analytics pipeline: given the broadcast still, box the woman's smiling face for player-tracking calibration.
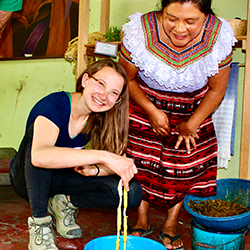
[161,2,206,48]
[82,66,124,113]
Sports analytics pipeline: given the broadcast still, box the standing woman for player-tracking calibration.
[9,59,142,250]
[119,0,236,249]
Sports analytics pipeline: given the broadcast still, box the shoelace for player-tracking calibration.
[32,221,55,248]
[62,200,78,226]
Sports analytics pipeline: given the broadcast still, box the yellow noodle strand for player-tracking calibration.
[116,179,128,250]
[123,188,128,250]
[116,180,123,250]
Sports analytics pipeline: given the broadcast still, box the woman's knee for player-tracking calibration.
[128,179,142,209]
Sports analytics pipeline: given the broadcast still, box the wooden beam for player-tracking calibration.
[239,0,250,180]
[77,0,89,78]
[100,0,110,33]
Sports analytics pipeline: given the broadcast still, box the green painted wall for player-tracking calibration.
[0,0,248,179]
[0,59,75,149]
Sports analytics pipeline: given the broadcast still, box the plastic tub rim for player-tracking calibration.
[84,235,166,250]
[184,178,250,222]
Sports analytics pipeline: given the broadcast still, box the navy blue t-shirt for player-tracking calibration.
[26,91,89,148]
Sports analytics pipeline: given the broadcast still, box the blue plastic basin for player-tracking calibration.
[183,178,250,232]
[84,235,166,250]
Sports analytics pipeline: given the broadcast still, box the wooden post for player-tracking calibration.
[239,0,250,180]
[77,0,89,78]
[100,0,110,33]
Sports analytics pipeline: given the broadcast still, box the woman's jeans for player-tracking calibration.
[9,125,142,217]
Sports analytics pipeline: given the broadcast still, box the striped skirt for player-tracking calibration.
[127,77,217,208]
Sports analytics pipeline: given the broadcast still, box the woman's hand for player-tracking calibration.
[74,163,115,176]
[120,55,170,137]
[74,165,99,176]
[148,108,170,136]
[73,152,137,191]
[174,66,231,154]
[73,154,137,191]
[175,122,199,154]
[100,152,138,192]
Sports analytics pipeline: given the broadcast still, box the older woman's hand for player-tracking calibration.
[148,108,170,136]
[175,122,199,154]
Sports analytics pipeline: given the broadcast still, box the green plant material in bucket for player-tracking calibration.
[189,198,250,217]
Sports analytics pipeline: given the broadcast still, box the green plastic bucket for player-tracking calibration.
[84,235,166,250]
[192,221,247,250]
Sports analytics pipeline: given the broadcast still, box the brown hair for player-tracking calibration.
[76,59,129,155]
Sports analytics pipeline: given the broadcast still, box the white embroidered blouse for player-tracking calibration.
[121,12,237,93]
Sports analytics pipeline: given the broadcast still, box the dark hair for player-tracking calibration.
[76,59,129,155]
[160,0,214,15]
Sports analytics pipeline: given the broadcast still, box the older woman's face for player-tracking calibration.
[161,2,206,48]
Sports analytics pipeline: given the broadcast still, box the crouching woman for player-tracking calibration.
[9,59,142,250]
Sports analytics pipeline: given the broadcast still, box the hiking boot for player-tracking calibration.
[48,194,82,239]
[28,215,58,250]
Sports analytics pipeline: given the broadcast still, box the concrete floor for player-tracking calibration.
[0,185,249,250]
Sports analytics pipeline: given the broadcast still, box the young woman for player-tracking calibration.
[119,0,236,249]
[9,59,142,250]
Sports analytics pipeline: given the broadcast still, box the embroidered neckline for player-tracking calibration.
[141,12,222,70]
[122,12,236,92]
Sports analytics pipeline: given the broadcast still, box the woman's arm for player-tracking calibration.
[119,56,155,113]
[74,152,131,176]
[119,56,170,136]
[31,116,137,191]
[175,65,231,153]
